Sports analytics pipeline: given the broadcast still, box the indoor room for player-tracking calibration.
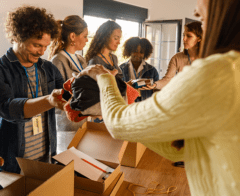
[1,0,240,196]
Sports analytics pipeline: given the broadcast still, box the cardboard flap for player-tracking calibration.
[68,122,123,164]
[27,161,74,196]
[136,143,147,164]
[0,171,22,188]
[0,172,25,196]
[118,142,137,167]
[25,177,44,195]
[119,142,146,167]
[82,121,107,130]
[16,157,64,181]
[53,147,115,182]
[102,172,124,196]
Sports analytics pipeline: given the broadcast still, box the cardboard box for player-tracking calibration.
[74,171,124,196]
[0,158,74,196]
[68,121,146,168]
[53,146,123,194]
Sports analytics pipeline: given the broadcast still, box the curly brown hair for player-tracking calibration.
[5,5,58,43]
[85,20,121,63]
[48,15,87,60]
[122,37,153,60]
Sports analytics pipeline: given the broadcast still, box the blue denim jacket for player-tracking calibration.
[120,61,159,101]
[0,48,64,173]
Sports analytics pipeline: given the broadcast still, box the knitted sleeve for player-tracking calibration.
[97,53,235,145]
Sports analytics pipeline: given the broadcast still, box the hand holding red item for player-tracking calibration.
[58,74,140,123]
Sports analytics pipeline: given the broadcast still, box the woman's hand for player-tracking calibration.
[138,83,157,90]
[74,64,118,81]
[126,79,134,86]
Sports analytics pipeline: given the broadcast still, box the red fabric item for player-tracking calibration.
[61,77,140,123]
[63,77,85,122]
[126,83,140,104]
[63,77,75,94]
[64,101,87,122]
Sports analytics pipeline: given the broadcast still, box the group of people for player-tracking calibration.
[1,0,240,195]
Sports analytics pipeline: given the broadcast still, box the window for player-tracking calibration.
[144,20,182,79]
[83,0,148,65]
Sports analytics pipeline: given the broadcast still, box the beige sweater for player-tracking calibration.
[98,50,240,196]
[51,50,87,81]
[51,50,88,131]
[156,52,190,89]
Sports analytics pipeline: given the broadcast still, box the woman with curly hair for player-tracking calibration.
[120,37,159,101]
[85,20,123,77]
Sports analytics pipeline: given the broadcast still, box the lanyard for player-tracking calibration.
[133,68,141,79]
[23,64,38,98]
[187,51,192,65]
[100,53,115,67]
[64,49,84,72]
[131,60,142,79]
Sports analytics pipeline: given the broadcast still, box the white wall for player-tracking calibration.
[114,0,198,21]
[114,0,199,48]
[0,0,198,57]
[0,0,83,57]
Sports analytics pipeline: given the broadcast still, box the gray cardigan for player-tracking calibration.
[51,50,87,81]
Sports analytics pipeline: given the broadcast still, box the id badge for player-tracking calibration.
[32,114,43,135]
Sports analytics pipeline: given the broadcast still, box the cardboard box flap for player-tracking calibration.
[0,171,23,188]
[26,161,74,196]
[68,122,123,164]
[102,172,124,196]
[118,141,146,168]
[82,122,107,130]
[0,172,25,196]
[1,160,74,196]
[16,157,64,181]
[53,147,115,182]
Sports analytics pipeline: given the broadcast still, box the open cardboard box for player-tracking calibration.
[57,121,145,194]
[74,170,124,196]
[0,158,74,196]
[53,146,124,195]
[69,121,146,168]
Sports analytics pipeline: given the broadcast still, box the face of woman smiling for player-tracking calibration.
[107,29,122,51]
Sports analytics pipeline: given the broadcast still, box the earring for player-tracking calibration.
[71,42,75,46]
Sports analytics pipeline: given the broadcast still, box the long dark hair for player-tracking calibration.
[183,21,202,56]
[200,0,240,58]
[48,15,87,59]
[85,20,121,63]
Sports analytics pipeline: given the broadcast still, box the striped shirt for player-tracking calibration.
[23,65,49,160]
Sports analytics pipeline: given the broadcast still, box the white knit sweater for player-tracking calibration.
[98,50,240,196]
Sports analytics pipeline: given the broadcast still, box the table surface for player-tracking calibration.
[74,148,191,196]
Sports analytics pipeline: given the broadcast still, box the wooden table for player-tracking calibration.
[74,148,191,196]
